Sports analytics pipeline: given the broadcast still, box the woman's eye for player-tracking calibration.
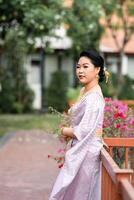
[76,65,80,69]
[83,65,89,68]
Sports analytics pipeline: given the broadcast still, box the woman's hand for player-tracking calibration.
[61,127,76,139]
[60,127,72,142]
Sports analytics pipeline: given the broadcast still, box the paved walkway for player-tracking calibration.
[0,130,61,200]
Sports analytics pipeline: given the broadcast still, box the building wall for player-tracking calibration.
[25,54,41,109]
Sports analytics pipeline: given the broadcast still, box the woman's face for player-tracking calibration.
[76,56,100,85]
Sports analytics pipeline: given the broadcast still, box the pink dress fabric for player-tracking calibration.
[49,85,105,200]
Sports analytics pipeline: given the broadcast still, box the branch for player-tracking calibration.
[121,2,134,50]
[106,16,121,50]
[102,4,121,50]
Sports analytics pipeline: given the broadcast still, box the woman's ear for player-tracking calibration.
[96,67,100,74]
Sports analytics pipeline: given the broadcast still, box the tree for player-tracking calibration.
[0,0,64,41]
[65,0,103,55]
[0,30,34,113]
[100,0,134,96]
[0,0,65,111]
[64,0,103,87]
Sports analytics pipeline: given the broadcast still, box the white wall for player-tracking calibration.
[25,54,41,109]
[127,57,134,79]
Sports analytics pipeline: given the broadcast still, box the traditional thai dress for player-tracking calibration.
[49,85,105,200]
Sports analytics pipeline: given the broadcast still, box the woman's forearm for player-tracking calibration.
[62,127,76,139]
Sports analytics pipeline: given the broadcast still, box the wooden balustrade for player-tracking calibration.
[101,148,134,200]
[103,138,134,169]
[120,179,134,200]
[121,100,134,107]
[101,138,134,200]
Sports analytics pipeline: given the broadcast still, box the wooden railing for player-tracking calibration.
[104,138,134,169]
[121,100,134,107]
[101,138,134,200]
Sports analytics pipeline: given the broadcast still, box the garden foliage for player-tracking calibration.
[101,73,134,100]
[0,30,34,113]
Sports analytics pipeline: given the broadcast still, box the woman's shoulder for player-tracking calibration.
[85,90,105,108]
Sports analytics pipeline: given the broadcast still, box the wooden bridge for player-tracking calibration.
[101,138,134,200]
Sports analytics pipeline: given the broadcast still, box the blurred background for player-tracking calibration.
[0,0,134,136]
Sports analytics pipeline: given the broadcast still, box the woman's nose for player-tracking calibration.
[79,67,84,73]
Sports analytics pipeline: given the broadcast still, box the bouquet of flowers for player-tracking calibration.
[47,106,71,168]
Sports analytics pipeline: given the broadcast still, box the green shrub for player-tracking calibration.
[66,86,81,101]
[47,71,69,112]
[101,73,134,99]
[119,75,134,100]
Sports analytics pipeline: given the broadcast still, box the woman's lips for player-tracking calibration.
[79,75,85,79]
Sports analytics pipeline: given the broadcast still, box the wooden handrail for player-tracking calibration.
[101,148,133,183]
[121,100,134,106]
[120,179,134,200]
[101,147,134,200]
[103,138,134,147]
[103,138,134,169]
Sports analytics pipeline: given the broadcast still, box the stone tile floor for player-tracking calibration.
[0,130,61,200]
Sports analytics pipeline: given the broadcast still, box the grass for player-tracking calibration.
[0,114,61,137]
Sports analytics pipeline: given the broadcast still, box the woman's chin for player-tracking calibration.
[79,80,87,84]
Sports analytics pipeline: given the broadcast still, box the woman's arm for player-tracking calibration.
[61,127,76,139]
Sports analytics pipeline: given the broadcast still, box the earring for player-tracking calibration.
[96,74,99,79]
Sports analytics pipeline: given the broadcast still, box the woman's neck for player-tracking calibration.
[84,81,99,93]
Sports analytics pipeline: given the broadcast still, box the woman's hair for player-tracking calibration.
[78,50,105,82]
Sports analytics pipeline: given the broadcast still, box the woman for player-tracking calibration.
[49,50,107,200]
